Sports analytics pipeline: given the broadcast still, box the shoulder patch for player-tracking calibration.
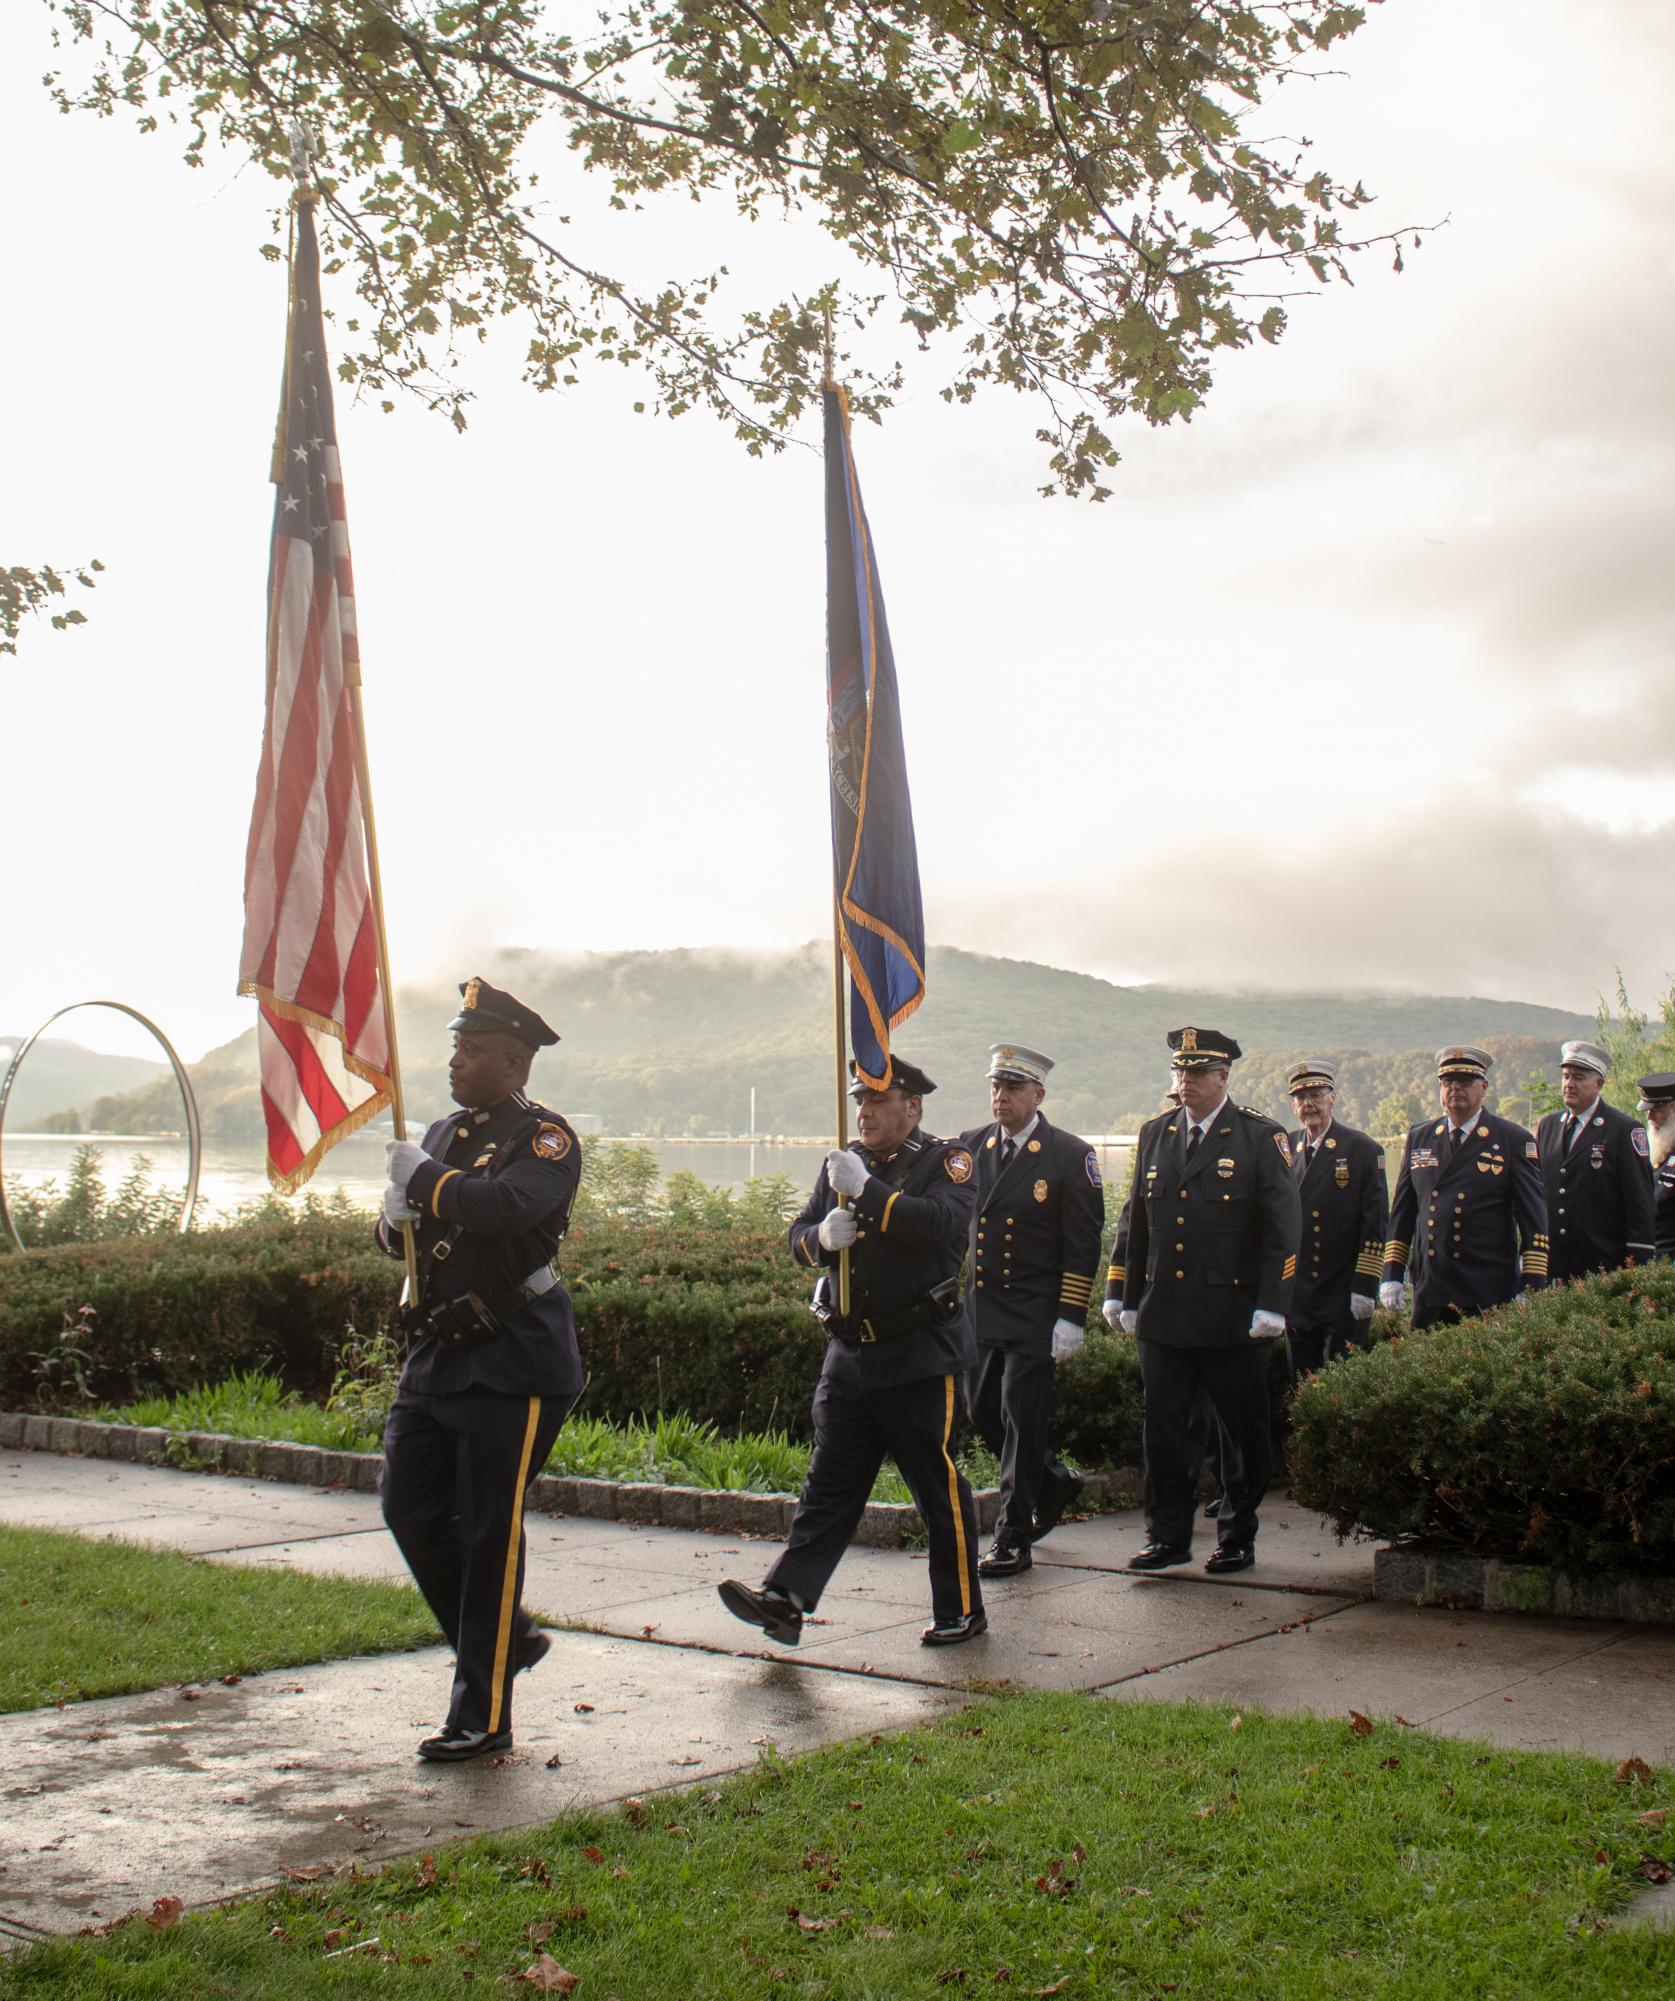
[532,1122,572,1162]
[1633,1127,1650,1158]
[1524,1139,1538,1160]
[1085,1148,1102,1186]
[1273,1131,1291,1162]
[944,1147,974,1184]
[1375,1154,1386,1171]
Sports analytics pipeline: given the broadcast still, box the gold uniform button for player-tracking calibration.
[1176,1269,1185,1279]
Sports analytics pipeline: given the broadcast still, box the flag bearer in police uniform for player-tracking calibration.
[1379,1046,1549,1330]
[960,1043,1105,1576]
[1535,1039,1655,1279]
[718,1058,988,1647]
[1284,1060,1389,1380]
[378,979,584,1763]
[1639,1073,1675,1258]
[1102,1027,1300,1576]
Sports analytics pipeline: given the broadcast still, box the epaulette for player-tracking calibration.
[1237,1104,1280,1125]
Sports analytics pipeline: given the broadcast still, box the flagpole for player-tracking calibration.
[290,126,419,1304]
[823,308,853,1318]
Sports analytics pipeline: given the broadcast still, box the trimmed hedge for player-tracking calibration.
[1289,1265,1675,1576]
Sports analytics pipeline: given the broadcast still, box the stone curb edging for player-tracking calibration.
[0,1410,1137,1550]
[1374,1544,1675,1626]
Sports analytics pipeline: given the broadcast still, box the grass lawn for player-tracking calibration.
[0,1524,438,1711]
[6,1694,1672,1999]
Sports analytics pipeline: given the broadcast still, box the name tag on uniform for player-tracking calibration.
[1411,1149,1438,1170]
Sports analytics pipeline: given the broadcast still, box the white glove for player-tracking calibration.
[386,1139,426,1188]
[382,1183,419,1226]
[1379,1280,1405,1313]
[1051,1318,1085,1361]
[1249,1309,1286,1341]
[1119,1309,1139,1336]
[818,1207,857,1251]
[1101,1300,1123,1331]
[824,1148,868,1198]
[1349,1291,1376,1323]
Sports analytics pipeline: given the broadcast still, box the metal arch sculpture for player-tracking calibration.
[0,1002,203,1253]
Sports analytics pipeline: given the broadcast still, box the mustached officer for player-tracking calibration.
[1535,1040,1655,1278]
[1107,1027,1300,1577]
[1284,1060,1389,1381]
[718,1056,988,1648]
[1639,1074,1675,1257]
[961,1043,1104,1576]
[1379,1047,1549,1329]
[379,978,582,1762]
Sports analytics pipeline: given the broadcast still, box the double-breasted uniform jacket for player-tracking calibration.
[376,1091,584,1398]
[1382,1111,1548,1327]
[789,1130,979,1389]
[1286,1120,1389,1330]
[1535,1101,1656,1279]
[1108,1102,1300,1348]
[1656,1148,1675,1258]
[958,1115,1105,1350]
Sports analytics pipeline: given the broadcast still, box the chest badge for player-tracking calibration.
[1033,1178,1049,1203]
[1335,1161,1350,1188]
[532,1122,572,1161]
[945,1148,974,1183]
[1216,1158,1236,1179]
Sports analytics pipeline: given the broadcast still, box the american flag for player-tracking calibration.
[238,198,393,1191]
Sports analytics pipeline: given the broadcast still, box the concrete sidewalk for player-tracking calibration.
[3,1448,1672,1940]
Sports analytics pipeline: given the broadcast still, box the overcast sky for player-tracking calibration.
[3,0,1671,1067]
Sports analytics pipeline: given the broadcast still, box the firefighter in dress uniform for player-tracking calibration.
[1284,1059,1389,1380]
[1102,1027,1301,1577]
[960,1042,1105,1577]
[1379,1046,1548,1329]
[1534,1039,1656,1278]
[718,1057,988,1647]
[1638,1073,1675,1258]
[378,978,583,1763]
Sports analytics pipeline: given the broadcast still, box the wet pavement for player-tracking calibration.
[2,1447,1672,1937]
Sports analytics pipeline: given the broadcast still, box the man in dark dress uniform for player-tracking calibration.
[719,1057,988,1647]
[1283,1059,1389,1380]
[1639,1073,1675,1258]
[960,1042,1105,1577]
[1535,1039,1655,1279]
[1380,1046,1549,1330]
[1104,1027,1300,1576]
[378,978,583,1762]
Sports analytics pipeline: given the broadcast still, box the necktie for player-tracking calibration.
[1450,1126,1464,1154]
[1185,1124,1202,1158]
[998,1137,1015,1172]
[1562,1113,1578,1152]
[1305,1140,1316,1167]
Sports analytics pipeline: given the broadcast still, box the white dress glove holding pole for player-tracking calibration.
[386,1139,426,1188]
[1119,1309,1139,1336]
[824,1148,868,1199]
[382,1183,420,1226]
[1100,1300,1123,1331]
[818,1207,858,1251]
[1378,1280,1405,1313]
[1051,1318,1085,1361]
[1348,1291,1376,1323]
[1249,1309,1287,1340]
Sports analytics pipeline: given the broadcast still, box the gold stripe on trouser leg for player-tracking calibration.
[939,1376,971,1615]
[487,1396,542,1734]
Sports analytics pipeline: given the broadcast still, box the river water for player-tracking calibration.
[2,1131,1137,1227]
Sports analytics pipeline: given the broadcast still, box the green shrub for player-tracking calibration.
[1288,1265,1675,1575]
[1053,1329,1145,1468]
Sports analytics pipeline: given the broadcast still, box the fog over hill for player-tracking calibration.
[37,946,1595,1142]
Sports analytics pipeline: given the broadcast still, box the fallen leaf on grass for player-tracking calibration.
[1035,1980,1072,1995]
[1228,1715,1242,1730]
[863,1927,896,1941]
[580,1848,605,1867]
[1614,1756,1654,1786]
[1380,1757,1402,1770]
[1635,1809,1669,1827]
[516,1953,579,1993]
[1347,1711,1374,1738]
[1393,1715,1418,1728]
[1640,1855,1674,1885]
[145,1897,183,1930]
[527,1922,555,1945]
[665,1824,691,1837]
[789,1909,839,1932]
[283,1866,324,1883]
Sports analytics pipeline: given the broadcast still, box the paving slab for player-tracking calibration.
[0,1632,960,1936]
[0,1450,386,1545]
[1035,1493,1378,1599]
[1095,1599,1674,1764]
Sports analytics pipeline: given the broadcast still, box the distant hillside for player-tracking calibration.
[52,946,1595,1142]
[0,1036,166,1129]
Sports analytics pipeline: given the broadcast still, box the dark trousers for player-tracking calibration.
[382,1386,574,1736]
[965,1342,1073,1545]
[1285,1315,1367,1384]
[1186,1387,1233,1496]
[1137,1339,1272,1549]
[766,1365,983,1625]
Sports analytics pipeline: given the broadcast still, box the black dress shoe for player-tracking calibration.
[1030,1469,1085,1541]
[1127,1540,1193,1571]
[1204,1543,1256,1575]
[516,1630,552,1674]
[1202,1495,1227,1520]
[977,1539,1032,1577]
[718,1578,803,1646]
[921,1610,989,1647]
[418,1726,513,1763]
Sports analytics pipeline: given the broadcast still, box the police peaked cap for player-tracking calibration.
[1638,1072,1675,1106]
[1436,1045,1492,1080]
[848,1055,936,1098]
[1167,1026,1241,1068]
[448,976,560,1050]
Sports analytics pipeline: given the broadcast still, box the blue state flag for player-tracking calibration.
[824,385,925,1092]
